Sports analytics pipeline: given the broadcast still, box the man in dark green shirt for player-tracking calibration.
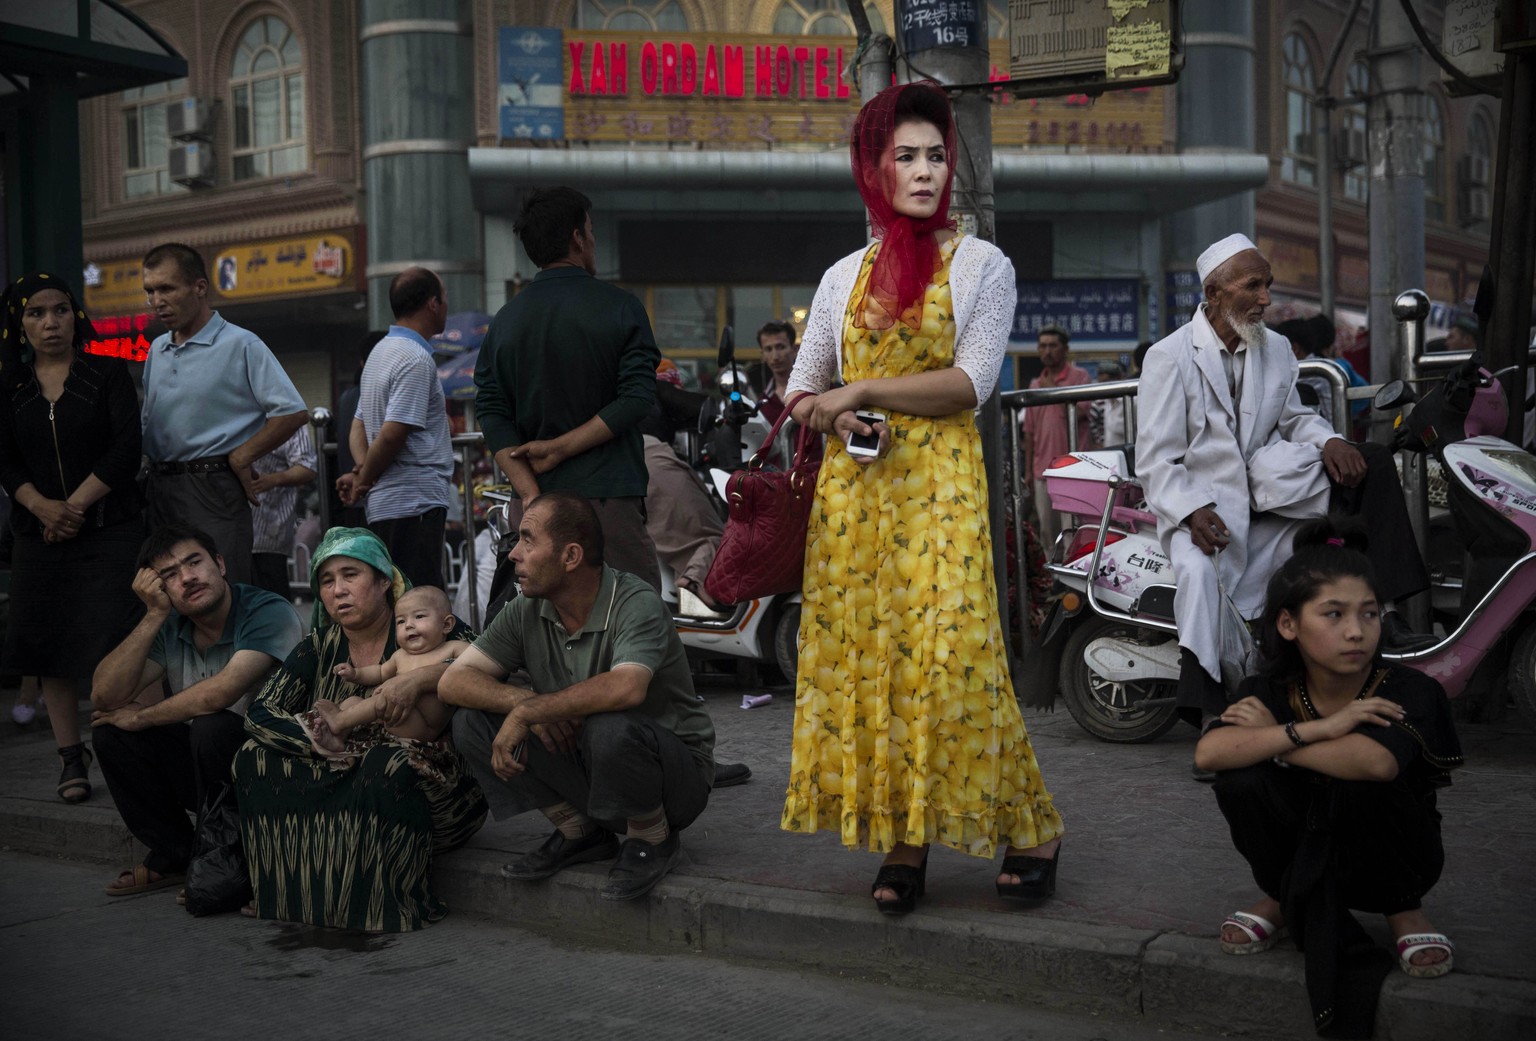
[440,493,714,901]
[474,186,661,589]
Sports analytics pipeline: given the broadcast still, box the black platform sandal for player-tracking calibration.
[996,846,1059,905]
[57,743,93,804]
[871,853,928,915]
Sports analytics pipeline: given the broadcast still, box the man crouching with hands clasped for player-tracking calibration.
[439,491,716,900]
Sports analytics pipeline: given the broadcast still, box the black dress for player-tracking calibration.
[0,353,145,678]
[1210,666,1464,1039]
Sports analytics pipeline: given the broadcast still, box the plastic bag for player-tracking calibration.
[184,784,250,916]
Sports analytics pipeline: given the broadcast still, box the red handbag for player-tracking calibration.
[704,395,822,604]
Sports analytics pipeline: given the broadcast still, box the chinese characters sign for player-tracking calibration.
[1012,279,1141,344]
[900,0,986,52]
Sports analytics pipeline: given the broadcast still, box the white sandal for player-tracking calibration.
[1396,932,1454,978]
[1220,910,1286,955]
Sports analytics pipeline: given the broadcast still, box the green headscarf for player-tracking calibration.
[308,526,410,630]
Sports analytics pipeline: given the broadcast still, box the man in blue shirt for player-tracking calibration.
[336,267,454,588]
[141,243,309,586]
[89,525,303,898]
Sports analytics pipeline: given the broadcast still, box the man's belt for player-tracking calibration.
[152,456,231,475]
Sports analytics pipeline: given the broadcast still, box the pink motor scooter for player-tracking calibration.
[1035,354,1536,741]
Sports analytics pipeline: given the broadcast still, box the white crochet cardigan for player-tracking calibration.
[785,235,1017,405]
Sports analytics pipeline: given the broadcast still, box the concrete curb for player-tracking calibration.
[4,799,1532,1041]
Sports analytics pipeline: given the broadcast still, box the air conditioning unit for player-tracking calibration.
[1333,127,1367,169]
[166,98,212,139]
[1459,153,1491,187]
[169,141,214,186]
[1460,185,1492,224]
[1292,132,1317,157]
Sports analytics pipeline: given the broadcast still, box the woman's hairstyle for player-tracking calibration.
[849,80,958,330]
[1,272,96,390]
[1256,516,1380,680]
[515,186,593,268]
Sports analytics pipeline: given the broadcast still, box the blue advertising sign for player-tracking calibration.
[1011,279,1141,345]
[499,27,565,140]
[1165,269,1201,332]
[898,0,986,52]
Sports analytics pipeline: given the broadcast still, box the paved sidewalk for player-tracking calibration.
[2,686,1533,1040]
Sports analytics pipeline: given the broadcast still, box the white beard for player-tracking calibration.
[1227,311,1267,349]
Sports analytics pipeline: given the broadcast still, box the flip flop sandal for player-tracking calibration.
[1220,910,1286,955]
[176,888,188,906]
[239,903,258,919]
[104,865,184,897]
[1397,932,1454,978]
[57,745,93,804]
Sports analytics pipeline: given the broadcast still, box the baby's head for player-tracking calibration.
[394,586,455,653]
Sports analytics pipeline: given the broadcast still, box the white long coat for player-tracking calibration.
[1135,307,1339,680]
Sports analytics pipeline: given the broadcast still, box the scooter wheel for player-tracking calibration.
[773,602,801,684]
[1060,616,1179,743]
[1509,624,1536,731]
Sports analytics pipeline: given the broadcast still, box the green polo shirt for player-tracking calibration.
[471,567,715,770]
[148,582,305,717]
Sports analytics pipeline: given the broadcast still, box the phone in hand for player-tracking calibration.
[847,410,887,458]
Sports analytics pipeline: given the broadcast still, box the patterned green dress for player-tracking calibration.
[233,619,487,932]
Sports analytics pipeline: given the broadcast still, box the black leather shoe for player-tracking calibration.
[601,832,682,900]
[1381,612,1438,652]
[1191,761,1217,783]
[996,847,1060,906]
[502,828,619,881]
[713,762,751,788]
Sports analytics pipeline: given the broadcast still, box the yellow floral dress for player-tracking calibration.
[781,237,1064,858]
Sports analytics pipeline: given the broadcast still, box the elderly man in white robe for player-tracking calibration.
[1136,235,1428,764]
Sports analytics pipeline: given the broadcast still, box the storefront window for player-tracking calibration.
[1423,93,1445,222]
[1342,61,1370,203]
[121,78,188,199]
[230,16,306,182]
[651,286,718,350]
[1282,33,1317,187]
[774,0,885,36]
[575,1,690,30]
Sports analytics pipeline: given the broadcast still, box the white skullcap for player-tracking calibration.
[1196,233,1259,283]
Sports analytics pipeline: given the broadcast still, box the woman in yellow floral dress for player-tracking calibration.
[780,81,1064,914]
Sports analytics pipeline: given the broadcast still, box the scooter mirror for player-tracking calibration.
[1373,379,1416,411]
[716,325,735,369]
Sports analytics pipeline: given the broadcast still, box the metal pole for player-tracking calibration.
[1318,100,1335,320]
[1484,52,1536,443]
[1392,289,1430,631]
[310,408,334,531]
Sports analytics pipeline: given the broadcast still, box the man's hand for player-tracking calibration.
[249,472,283,496]
[1322,438,1367,488]
[532,718,581,755]
[491,712,531,779]
[1185,505,1232,556]
[91,705,149,731]
[131,567,175,616]
[509,439,570,475]
[335,471,371,506]
[232,464,261,505]
[373,673,421,727]
[1219,696,1277,730]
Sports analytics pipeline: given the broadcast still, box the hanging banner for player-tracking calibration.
[499,26,565,139]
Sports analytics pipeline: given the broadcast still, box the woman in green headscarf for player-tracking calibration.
[232,528,487,932]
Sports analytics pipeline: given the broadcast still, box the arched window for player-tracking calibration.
[1342,61,1370,203]
[1423,93,1444,222]
[574,0,689,29]
[1282,33,1317,187]
[121,77,188,198]
[989,3,1008,39]
[773,0,885,36]
[229,15,306,182]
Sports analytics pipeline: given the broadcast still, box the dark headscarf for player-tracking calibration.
[307,526,410,631]
[1,272,97,390]
[850,81,959,330]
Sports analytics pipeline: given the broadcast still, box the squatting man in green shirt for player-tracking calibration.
[440,492,716,900]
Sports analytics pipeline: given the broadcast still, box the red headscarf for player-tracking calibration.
[850,81,958,330]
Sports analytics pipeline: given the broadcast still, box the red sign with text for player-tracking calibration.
[86,313,155,362]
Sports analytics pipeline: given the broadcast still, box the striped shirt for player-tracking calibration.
[355,326,453,522]
[251,425,317,554]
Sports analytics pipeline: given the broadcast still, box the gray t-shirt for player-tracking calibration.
[471,567,715,769]
[355,325,453,522]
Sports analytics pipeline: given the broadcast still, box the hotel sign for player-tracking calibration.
[499,27,1166,150]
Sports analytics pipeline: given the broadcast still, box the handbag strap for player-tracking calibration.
[747,391,815,469]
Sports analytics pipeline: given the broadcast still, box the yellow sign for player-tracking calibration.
[557,29,1165,150]
[212,233,355,301]
[83,259,151,315]
[1010,0,1174,85]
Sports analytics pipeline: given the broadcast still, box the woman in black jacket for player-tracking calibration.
[0,273,145,802]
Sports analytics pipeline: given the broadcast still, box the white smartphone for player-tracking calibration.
[847,410,886,458]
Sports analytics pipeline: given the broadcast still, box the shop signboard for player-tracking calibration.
[212,233,356,302]
[83,258,150,316]
[1011,278,1140,346]
[1009,0,1175,86]
[495,26,1166,149]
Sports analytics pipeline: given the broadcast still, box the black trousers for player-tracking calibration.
[368,507,446,590]
[1331,440,1429,604]
[250,552,293,600]
[93,711,249,874]
[453,708,712,835]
